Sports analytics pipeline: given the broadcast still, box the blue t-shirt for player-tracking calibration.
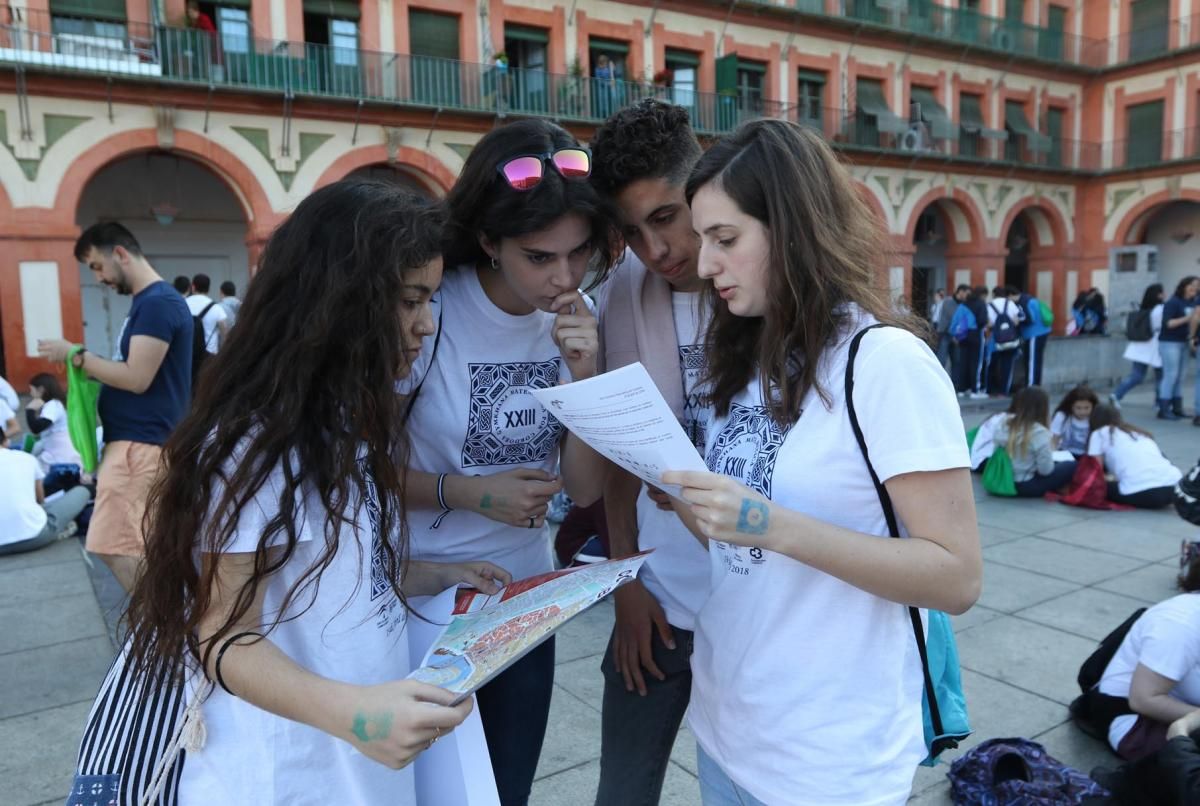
[1160,296,1193,342]
[98,281,193,445]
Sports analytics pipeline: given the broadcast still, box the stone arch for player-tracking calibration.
[1111,188,1200,245]
[903,187,986,245]
[998,197,1071,254]
[313,145,456,197]
[52,129,277,231]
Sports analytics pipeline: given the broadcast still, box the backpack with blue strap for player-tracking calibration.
[845,324,971,765]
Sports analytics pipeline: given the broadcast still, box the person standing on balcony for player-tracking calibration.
[37,223,193,592]
[588,98,712,806]
[594,54,615,119]
[185,0,216,34]
[400,119,615,806]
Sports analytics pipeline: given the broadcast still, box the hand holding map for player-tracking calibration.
[528,362,707,495]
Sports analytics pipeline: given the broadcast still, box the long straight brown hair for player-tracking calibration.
[1006,386,1050,459]
[685,119,923,424]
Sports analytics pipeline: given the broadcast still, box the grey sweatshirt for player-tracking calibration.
[992,418,1055,482]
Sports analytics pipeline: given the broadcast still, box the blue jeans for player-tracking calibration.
[595,627,693,805]
[476,636,555,806]
[1113,361,1164,400]
[697,743,768,806]
[1014,460,1077,498]
[1159,341,1188,402]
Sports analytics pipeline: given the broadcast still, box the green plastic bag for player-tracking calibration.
[66,346,101,473]
[1038,298,1054,326]
[965,426,979,451]
[982,446,1017,497]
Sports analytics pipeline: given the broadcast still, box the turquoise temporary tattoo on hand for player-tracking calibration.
[736,499,769,535]
[480,494,507,510]
[352,710,393,743]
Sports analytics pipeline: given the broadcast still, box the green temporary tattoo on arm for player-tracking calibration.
[736,498,769,535]
[351,710,394,743]
[479,494,507,510]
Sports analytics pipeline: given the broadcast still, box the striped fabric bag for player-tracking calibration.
[67,644,211,806]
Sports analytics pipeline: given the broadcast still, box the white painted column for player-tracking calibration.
[1108,3,1120,63]
[20,262,62,356]
[379,0,394,54]
[955,268,972,289]
[889,266,905,299]
[1066,270,1078,319]
[1036,270,1053,309]
[270,0,287,42]
[1092,268,1110,299]
[985,268,999,289]
[1174,75,1187,159]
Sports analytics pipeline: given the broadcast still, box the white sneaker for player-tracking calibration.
[969,392,989,400]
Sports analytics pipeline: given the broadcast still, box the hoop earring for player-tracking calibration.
[490,257,501,271]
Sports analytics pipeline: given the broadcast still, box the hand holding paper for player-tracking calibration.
[528,363,707,495]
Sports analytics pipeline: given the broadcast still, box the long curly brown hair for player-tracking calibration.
[125,180,444,682]
[685,119,923,424]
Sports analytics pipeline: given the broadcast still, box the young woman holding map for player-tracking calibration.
[399,119,616,806]
[95,181,510,804]
[661,120,983,805]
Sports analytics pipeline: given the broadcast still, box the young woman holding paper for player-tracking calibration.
[109,181,510,805]
[399,118,615,806]
[661,119,982,806]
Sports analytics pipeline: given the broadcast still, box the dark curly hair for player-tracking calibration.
[442,119,618,285]
[125,180,443,682]
[590,99,702,197]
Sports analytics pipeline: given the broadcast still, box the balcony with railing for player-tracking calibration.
[1,11,1198,176]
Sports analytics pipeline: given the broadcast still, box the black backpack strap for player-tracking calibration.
[198,301,218,319]
[844,323,945,739]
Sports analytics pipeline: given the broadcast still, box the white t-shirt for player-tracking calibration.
[400,268,578,580]
[180,450,415,805]
[1051,412,1091,455]
[0,376,18,411]
[33,399,82,469]
[186,294,229,354]
[1087,426,1182,495]
[969,412,1006,471]
[632,292,711,631]
[1098,593,1200,751]
[689,318,970,806]
[987,298,1024,327]
[0,449,47,544]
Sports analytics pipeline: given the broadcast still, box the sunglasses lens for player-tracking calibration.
[553,149,591,178]
[503,156,544,190]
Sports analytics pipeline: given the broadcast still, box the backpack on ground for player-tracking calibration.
[982,446,1017,496]
[990,303,1021,351]
[191,301,217,383]
[1124,309,1154,342]
[951,304,978,342]
[948,738,1110,805]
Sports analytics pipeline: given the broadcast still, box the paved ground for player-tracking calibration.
[3,379,1198,806]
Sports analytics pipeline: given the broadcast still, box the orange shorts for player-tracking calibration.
[88,441,163,557]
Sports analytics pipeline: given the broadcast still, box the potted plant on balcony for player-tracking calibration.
[652,68,672,99]
[557,57,585,118]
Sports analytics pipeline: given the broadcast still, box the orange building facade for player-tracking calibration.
[0,0,1198,382]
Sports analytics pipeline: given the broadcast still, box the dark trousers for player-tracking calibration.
[1014,460,1077,497]
[960,334,984,393]
[595,627,694,806]
[476,636,556,806]
[1022,335,1048,387]
[1108,483,1175,509]
[988,347,1019,395]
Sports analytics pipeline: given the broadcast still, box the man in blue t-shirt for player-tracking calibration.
[39,222,192,591]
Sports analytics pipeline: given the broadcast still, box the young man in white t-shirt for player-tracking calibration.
[588,99,712,805]
[987,285,1025,395]
[0,449,90,555]
[186,272,230,353]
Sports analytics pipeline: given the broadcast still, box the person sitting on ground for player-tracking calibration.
[1087,404,1181,509]
[0,398,20,446]
[0,374,18,412]
[0,447,90,556]
[969,406,1011,472]
[25,373,83,472]
[1094,557,1200,763]
[1052,385,1099,457]
[992,386,1077,497]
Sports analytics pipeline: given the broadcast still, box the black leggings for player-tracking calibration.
[1014,460,1077,497]
[1107,483,1175,509]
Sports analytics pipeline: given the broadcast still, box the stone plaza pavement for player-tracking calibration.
[2,381,1198,805]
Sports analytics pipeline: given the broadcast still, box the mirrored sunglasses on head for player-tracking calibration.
[497,148,592,191]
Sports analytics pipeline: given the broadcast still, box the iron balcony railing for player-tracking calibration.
[1,12,1198,175]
